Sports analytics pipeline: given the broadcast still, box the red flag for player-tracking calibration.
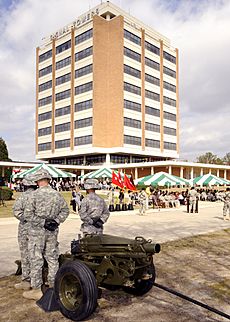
[124,174,136,191]
[112,171,124,189]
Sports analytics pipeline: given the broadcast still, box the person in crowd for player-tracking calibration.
[138,188,147,215]
[71,187,82,213]
[188,186,198,213]
[22,169,69,301]
[221,187,230,221]
[13,177,37,291]
[79,178,110,235]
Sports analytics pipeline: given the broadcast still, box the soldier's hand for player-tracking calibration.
[93,218,104,229]
[44,219,59,231]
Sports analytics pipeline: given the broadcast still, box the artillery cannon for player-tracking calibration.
[54,234,160,321]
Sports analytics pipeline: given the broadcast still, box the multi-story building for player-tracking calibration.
[36,1,179,166]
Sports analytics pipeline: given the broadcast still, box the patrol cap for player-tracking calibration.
[84,178,99,190]
[31,168,52,182]
[22,177,37,186]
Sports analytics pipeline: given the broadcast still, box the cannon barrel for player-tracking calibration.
[143,242,161,254]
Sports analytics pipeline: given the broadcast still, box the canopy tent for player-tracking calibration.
[190,173,230,187]
[80,167,129,180]
[134,172,189,187]
[12,163,76,179]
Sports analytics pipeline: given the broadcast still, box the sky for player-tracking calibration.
[0,0,230,162]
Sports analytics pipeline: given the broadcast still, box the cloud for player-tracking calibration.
[0,0,229,162]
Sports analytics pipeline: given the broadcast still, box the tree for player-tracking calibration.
[196,152,223,165]
[223,152,230,165]
[0,137,11,161]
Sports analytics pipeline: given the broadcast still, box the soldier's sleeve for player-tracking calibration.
[12,195,24,221]
[79,198,93,224]
[55,195,69,224]
[101,200,110,223]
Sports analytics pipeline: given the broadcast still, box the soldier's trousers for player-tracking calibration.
[29,229,59,289]
[223,202,230,217]
[139,203,146,215]
[18,224,30,281]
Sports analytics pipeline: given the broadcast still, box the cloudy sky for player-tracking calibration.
[0,0,230,162]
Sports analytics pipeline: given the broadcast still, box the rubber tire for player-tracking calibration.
[54,260,98,321]
[122,263,156,296]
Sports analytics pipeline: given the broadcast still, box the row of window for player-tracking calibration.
[124,135,176,150]
[39,80,52,92]
[55,46,92,71]
[56,105,70,117]
[39,65,52,78]
[145,89,160,101]
[145,41,160,56]
[38,134,93,151]
[56,40,71,55]
[124,82,141,96]
[124,117,141,129]
[145,73,160,86]
[75,99,92,112]
[38,126,52,136]
[55,122,70,133]
[124,99,141,112]
[75,81,92,95]
[75,64,92,78]
[75,117,92,128]
[164,126,177,136]
[75,29,93,45]
[56,89,70,102]
[56,56,71,70]
[124,29,141,45]
[124,64,141,79]
[56,73,71,86]
[163,81,176,93]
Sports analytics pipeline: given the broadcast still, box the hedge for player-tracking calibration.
[0,187,13,200]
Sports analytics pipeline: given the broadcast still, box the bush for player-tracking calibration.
[0,187,13,200]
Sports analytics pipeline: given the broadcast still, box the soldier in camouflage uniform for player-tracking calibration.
[13,177,37,290]
[222,187,230,221]
[79,179,110,235]
[138,188,147,215]
[22,169,69,300]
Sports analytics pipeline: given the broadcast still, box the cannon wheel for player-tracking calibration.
[122,263,156,296]
[54,260,98,321]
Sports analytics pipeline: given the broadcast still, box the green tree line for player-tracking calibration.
[196,152,230,165]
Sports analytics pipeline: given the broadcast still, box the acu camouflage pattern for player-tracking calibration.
[12,188,36,281]
[222,191,230,218]
[27,185,69,288]
[79,192,110,235]
[138,191,147,215]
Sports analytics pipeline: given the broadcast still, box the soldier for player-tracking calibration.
[222,187,230,221]
[188,187,198,213]
[79,178,110,235]
[138,188,147,215]
[22,169,69,300]
[13,177,37,290]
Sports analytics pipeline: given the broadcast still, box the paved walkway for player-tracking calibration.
[0,201,229,278]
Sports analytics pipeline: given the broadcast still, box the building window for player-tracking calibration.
[164,126,177,136]
[56,56,71,70]
[39,65,52,77]
[55,105,71,117]
[164,141,177,150]
[124,117,141,129]
[124,99,141,112]
[55,139,70,149]
[145,41,160,55]
[38,111,52,122]
[124,64,141,78]
[55,122,70,133]
[124,47,141,62]
[56,73,71,86]
[75,99,92,112]
[75,64,93,78]
[145,57,160,71]
[145,122,160,132]
[145,89,160,101]
[75,29,93,45]
[163,81,176,93]
[49,159,66,164]
[75,135,92,146]
[163,51,176,64]
[124,29,141,45]
[38,126,52,136]
[56,40,71,55]
[124,82,141,96]
[38,95,52,107]
[39,49,52,63]
[39,80,52,92]
[145,106,160,117]
[163,66,176,78]
[38,142,51,151]
[132,156,147,163]
[86,154,106,165]
[164,111,176,121]
[75,117,92,128]
[75,82,93,95]
[67,157,84,165]
[145,138,160,148]
[124,135,141,146]
[111,154,130,164]
[164,96,176,107]
[55,89,70,102]
[75,46,93,61]
[145,74,160,86]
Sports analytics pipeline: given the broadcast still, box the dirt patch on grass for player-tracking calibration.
[0,229,230,322]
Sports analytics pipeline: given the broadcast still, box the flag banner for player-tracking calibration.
[112,171,124,189]
[124,174,136,191]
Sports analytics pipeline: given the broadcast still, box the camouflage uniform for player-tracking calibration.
[12,179,36,282]
[138,190,147,215]
[222,190,230,220]
[79,179,110,235]
[26,169,69,289]
[188,188,198,213]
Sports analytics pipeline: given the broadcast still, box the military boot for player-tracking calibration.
[23,288,43,300]
[14,280,31,290]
